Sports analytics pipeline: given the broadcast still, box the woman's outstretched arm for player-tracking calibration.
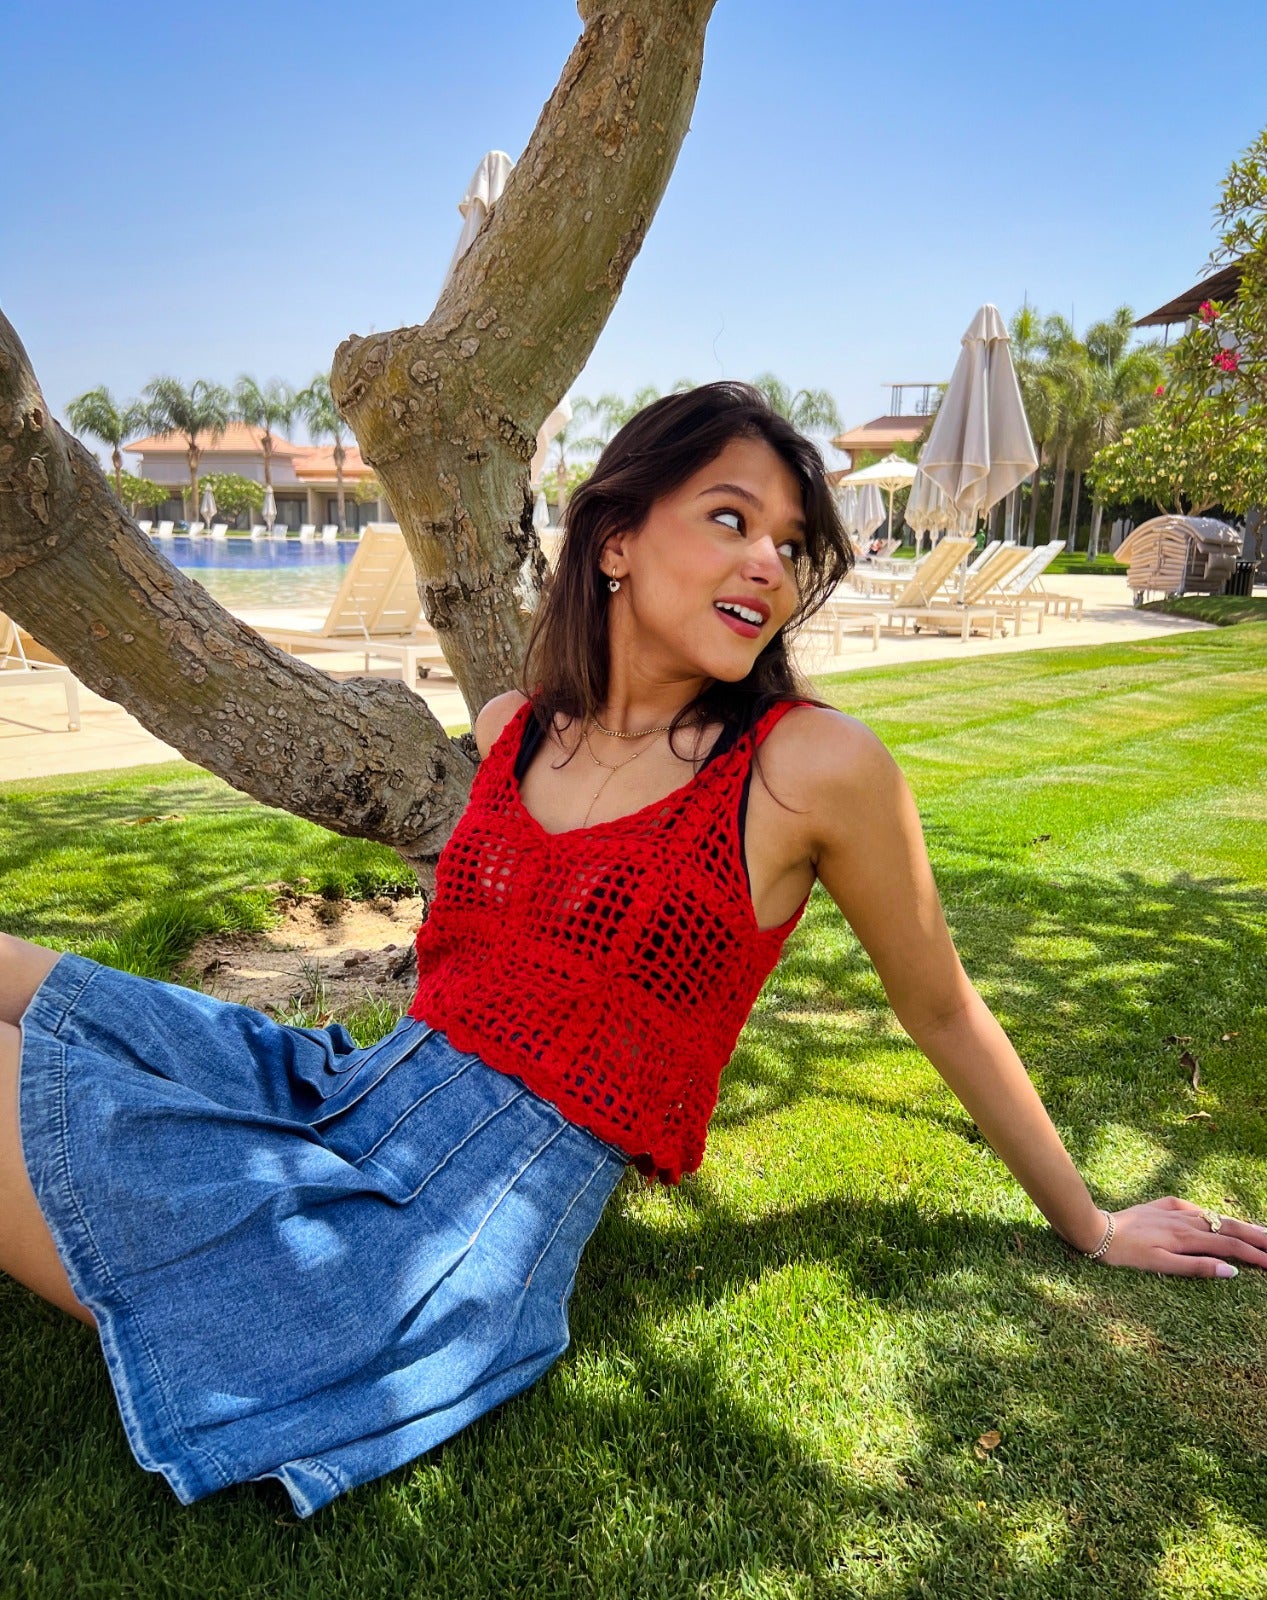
[788,708,1267,1279]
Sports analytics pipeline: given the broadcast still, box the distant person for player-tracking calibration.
[2,383,1260,1518]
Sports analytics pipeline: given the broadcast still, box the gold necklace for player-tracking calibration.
[579,723,666,828]
[592,715,676,740]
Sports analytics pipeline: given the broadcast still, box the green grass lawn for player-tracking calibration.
[3,625,1266,1597]
[1145,594,1267,627]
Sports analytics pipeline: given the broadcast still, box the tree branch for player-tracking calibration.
[0,311,474,874]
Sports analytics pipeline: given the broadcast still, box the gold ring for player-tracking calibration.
[1202,1208,1224,1233]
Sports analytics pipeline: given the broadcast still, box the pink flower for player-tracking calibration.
[1212,349,1240,374]
[1199,300,1217,321]
[1154,384,1166,396]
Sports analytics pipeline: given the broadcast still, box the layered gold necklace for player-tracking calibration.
[579,721,669,828]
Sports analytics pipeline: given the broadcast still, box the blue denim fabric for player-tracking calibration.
[18,953,626,1516]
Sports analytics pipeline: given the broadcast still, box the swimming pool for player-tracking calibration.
[169,537,356,610]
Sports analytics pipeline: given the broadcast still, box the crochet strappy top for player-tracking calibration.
[409,698,811,1183]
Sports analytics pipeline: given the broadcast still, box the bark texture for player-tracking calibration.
[0,0,714,868]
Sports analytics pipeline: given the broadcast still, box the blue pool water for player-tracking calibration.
[171,539,357,572]
[169,536,356,610]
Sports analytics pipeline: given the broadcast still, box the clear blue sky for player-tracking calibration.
[5,0,1265,461]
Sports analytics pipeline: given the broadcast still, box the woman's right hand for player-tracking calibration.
[1099,1196,1267,1277]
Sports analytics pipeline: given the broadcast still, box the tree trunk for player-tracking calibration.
[1048,447,1068,549]
[186,443,200,522]
[1066,469,1082,550]
[1087,501,1105,561]
[112,445,122,499]
[1025,451,1044,546]
[0,0,716,865]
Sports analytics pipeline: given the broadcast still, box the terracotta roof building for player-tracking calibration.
[830,382,940,471]
[124,426,382,529]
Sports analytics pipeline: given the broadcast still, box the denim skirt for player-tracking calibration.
[18,953,626,1517]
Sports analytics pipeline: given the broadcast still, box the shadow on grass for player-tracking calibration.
[718,862,1267,1178]
[3,1187,1263,1597]
[0,773,413,954]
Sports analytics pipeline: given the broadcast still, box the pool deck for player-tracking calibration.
[2,575,1210,784]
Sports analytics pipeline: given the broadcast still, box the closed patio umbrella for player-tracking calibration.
[855,483,886,540]
[262,484,277,532]
[903,468,966,554]
[918,304,1037,531]
[835,484,860,535]
[199,484,217,529]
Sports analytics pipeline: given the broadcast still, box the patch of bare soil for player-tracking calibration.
[182,894,425,1014]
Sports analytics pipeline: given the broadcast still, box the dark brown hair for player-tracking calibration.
[522,381,853,747]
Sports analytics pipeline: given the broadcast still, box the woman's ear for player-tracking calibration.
[599,531,629,577]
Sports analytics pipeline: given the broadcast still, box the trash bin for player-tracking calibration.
[1224,560,1256,597]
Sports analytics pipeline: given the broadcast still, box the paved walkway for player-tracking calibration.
[1,575,1210,784]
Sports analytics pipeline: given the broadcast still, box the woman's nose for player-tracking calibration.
[743,536,786,585]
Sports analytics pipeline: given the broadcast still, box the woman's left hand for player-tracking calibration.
[1098,1196,1267,1277]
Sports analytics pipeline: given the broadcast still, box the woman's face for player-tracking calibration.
[602,436,807,688]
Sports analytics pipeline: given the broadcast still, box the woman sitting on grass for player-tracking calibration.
[1,383,1263,1518]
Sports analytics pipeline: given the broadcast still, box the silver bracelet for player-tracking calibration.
[1082,1209,1115,1262]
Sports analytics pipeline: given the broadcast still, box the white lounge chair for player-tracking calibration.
[249,524,267,540]
[320,524,339,542]
[257,523,453,686]
[833,537,1013,640]
[0,611,81,730]
[894,543,1044,637]
[155,521,175,538]
[298,524,317,542]
[209,522,229,540]
[833,536,975,613]
[270,524,289,540]
[186,522,205,537]
[136,519,153,535]
[1002,541,1084,620]
[965,539,1004,577]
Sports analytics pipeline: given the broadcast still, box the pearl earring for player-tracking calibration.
[607,575,621,593]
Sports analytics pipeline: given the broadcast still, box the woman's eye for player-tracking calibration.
[713,509,742,531]
[777,540,803,561]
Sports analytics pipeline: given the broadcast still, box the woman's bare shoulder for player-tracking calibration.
[473,691,531,760]
[762,703,895,810]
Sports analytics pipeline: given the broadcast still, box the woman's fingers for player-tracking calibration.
[1152,1249,1240,1279]
[1169,1226,1267,1267]
[1104,1198,1267,1275]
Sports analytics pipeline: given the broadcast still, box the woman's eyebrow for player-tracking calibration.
[697,482,806,532]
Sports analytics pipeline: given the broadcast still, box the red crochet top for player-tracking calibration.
[409,699,811,1184]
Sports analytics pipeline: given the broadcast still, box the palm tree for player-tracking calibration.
[233,377,297,506]
[297,373,350,531]
[1078,307,1164,558]
[1010,305,1054,545]
[544,396,605,512]
[65,387,148,500]
[751,373,841,435]
[1034,317,1088,550]
[142,377,232,519]
[588,385,664,444]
